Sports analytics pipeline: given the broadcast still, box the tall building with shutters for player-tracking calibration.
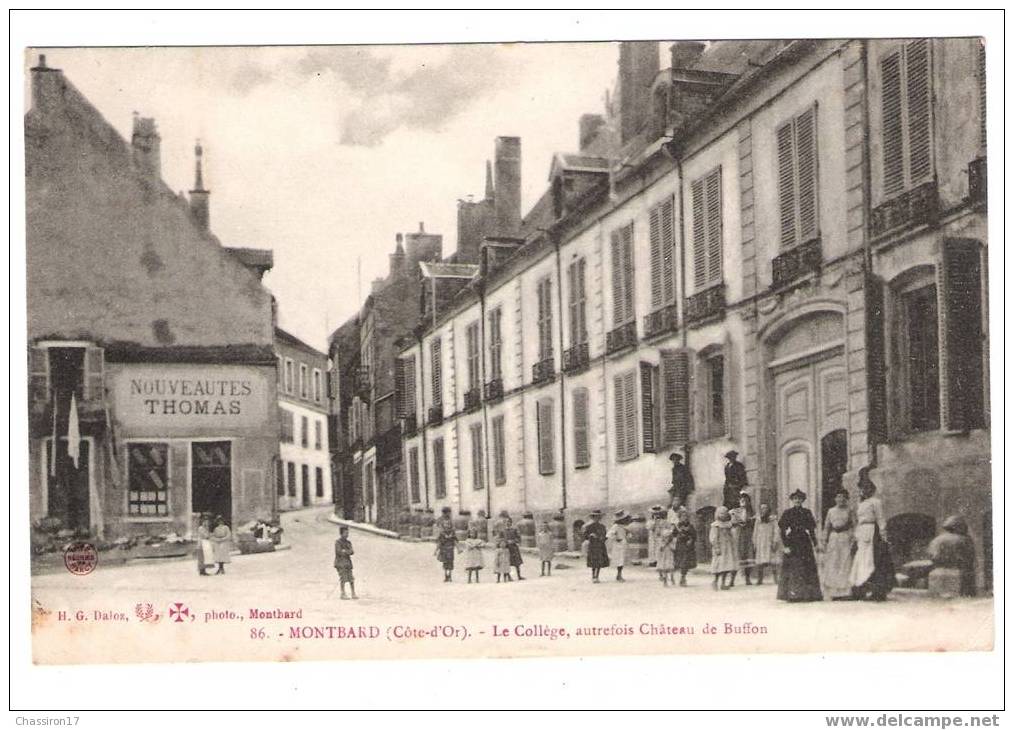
[26,56,279,541]
[274,327,332,511]
[394,38,990,582]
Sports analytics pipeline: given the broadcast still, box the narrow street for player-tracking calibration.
[30,506,993,664]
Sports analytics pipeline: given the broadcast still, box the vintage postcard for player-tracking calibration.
[24,35,994,668]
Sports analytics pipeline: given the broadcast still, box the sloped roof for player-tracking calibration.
[275,326,326,358]
[548,152,612,180]
[419,261,479,279]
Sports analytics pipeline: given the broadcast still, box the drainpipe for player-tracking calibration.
[552,230,569,511]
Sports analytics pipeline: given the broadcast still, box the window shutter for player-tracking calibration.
[572,388,590,468]
[691,179,706,290]
[613,374,627,460]
[568,261,578,346]
[537,398,555,475]
[394,357,406,418]
[705,169,723,285]
[611,230,625,326]
[430,339,442,406]
[881,51,905,198]
[660,197,676,304]
[649,204,663,309]
[624,371,638,459]
[660,348,691,445]
[85,346,105,402]
[795,106,818,242]
[776,121,798,248]
[29,346,49,404]
[866,275,888,445]
[905,39,932,186]
[942,240,985,431]
[691,352,707,442]
[492,415,506,484]
[471,424,484,490]
[404,355,417,418]
[640,362,658,453]
[621,224,635,323]
[433,438,446,499]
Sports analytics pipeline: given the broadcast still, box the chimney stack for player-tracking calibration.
[389,233,406,280]
[131,113,162,178]
[188,140,210,232]
[493,136,521,235]
[670,40,707,70]
[618,42,660,144]
[30,54,63,114]
[579,113,606,152]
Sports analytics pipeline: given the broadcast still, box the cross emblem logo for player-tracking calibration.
[169,602,192,623]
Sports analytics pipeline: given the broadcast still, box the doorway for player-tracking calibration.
[46,439,91,533]
[820,429,849,523]
[301,464,310,507]
[192,441,232,525]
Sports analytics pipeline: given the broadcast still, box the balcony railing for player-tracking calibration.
[870,180,940,239]
[606,321,638,355]
[968,157,986,206]
[427,405,443,427]
[402,412,418,437]
[684,283,726,326]
[483,378,504,403]
[463,387,482,413]
[771,236,823,290]
[562,342,590,374]
[532,357,555,386]
[643,303,679,339]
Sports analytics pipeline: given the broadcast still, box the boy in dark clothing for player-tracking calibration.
[334,526,357,600]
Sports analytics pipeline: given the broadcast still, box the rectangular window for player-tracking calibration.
[488,307,503,381]
[466,321,481,392]
[491,415,507,485]
[277,356,283,387]
[279,407,294,443]
[706,353,726,438]
[691,168,723,290]
[470,423,484,490]
[904,284,940,432]
[301,415,309,448]
[127,442,170,516]
[408,446,421,503]
[572,388,590,468]
[314,420,322,450]
[313,369,322,402]
[568,258,588,346]
[276,460,285,497]
[397,354,417,419]
[300,364,308,399]
[537,276,554,362]
[285,359,294,394]
[302,464,309,502]
[287,461,296,497]
[649,197,676,309]
[614,370,638,462]
[640,361,659,453]
[315,466,324,498]
[776,105,819,249]
[881,39,933,199]
[536,398,555,475]
[610,223,635,326]
[432,437,446,499]
[430,338,443,407]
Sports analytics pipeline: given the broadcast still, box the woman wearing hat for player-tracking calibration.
[606,510,633,582]
[777,490,823,602]
[647,505,667,568]
[582,510,610,583]
[849,469,895,601]
[822,488,856,600]
[709,506,739,590]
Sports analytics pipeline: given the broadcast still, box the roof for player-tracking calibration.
[692,40,789,75]
[419,261,479,279]
[548,153,612,181]
[225,247,274,273]
[274,326,326,358]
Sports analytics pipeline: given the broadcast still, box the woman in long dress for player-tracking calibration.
[195,514,213,576]
[822,489,855,600]
[582,510,610,583]
[670,507,698,587]
[656,519,677,586]
[849,468,895,601]
[710,506,739,590]
[730,492,756,586]
[777,490,823,602]
[605,511,632,582]
[210,515,232,575]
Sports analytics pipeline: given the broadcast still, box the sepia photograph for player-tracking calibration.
[11,9,1003,716]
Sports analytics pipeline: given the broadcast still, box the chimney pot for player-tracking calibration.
[670,40,707,70]
[131,114,162,178]
[494,136,521,235]
[418,222,425,232]
[39,54,47,67]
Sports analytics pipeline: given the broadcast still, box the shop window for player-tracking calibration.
[127,442,169,517]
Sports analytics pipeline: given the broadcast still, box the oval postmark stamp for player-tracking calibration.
[63,542,98,575]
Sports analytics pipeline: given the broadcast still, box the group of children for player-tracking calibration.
[706,493,782,590]
[435,508,557,584]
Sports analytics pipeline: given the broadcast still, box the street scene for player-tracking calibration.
[25,36,992,665]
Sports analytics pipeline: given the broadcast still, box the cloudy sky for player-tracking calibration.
[31,43,629,349]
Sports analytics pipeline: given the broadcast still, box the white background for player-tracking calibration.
[7,8,1006,719]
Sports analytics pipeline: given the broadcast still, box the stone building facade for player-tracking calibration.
[26,56,279,540]
[275,327,332,511]
[395,39,990,582]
